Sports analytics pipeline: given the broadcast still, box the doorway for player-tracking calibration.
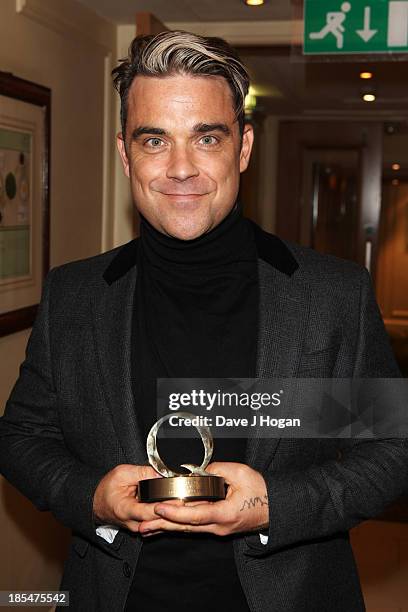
[276,120,382,278]
[276,118,408,374]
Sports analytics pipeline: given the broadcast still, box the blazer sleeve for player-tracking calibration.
[0,268,107,546]
[244,267,408,557]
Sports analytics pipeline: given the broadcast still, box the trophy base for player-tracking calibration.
[138,475,226,503]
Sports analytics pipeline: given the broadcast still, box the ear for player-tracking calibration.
[116,132,130,178]
[239,123,254,173]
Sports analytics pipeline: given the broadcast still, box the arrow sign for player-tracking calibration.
[356,6,378,42]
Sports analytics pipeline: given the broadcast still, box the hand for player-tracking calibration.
[92,464,183,534]
[138,462,269,538]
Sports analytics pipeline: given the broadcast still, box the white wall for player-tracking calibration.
[0,0,116,599]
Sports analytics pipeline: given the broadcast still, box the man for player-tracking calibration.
[0,30,407,612]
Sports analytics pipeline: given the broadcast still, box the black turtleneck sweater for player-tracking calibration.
[125,201,258,612]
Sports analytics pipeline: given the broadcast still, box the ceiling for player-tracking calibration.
[238,48,408,116]
[76,0,295,25]
[75,0,408,123]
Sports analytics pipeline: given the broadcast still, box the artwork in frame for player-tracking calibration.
[0,72,50,337]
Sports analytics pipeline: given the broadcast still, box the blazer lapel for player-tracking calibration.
[91,255,147,466]
[245,258,311,471]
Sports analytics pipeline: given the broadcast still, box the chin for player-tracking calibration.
[160,215,212,241]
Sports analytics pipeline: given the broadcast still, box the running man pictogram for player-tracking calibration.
[309,2,352,49]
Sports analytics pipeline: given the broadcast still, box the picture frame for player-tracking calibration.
[0,71,50,337]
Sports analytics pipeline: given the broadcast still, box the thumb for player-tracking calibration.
[120,464,162,482]
[138,464,163,480]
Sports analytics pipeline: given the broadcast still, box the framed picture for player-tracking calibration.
[0,71,50,337]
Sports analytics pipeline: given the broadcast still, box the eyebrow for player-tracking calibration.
[131,126,166,139]
[194,123,231,135]
[130,122,231,141]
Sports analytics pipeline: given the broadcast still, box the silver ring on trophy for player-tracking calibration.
[138,411,226,502]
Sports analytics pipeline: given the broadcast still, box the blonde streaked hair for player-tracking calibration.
[111,30,250,143]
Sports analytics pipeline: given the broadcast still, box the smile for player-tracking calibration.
[163,193,205,199]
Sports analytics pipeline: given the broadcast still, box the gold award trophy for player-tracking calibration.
[138,412,226,502]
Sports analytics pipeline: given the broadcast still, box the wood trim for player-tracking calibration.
[136,12,168,36]
[384,318,408,327]
[0,305,37,337]
[392,310,408,318]
[377,180,408,321]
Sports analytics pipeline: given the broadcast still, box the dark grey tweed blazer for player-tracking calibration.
[0,221,407,612]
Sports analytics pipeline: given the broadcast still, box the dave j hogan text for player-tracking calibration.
[168,414,301,429]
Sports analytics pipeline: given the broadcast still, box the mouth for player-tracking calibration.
[163,193,205,199]
[159,193,206,211]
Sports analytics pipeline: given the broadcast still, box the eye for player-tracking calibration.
[145,137,165,148]
[199,135,219,146]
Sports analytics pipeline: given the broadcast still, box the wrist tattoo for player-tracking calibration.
[239,494,268,511]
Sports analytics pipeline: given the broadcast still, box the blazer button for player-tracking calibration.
[123,562,132,578]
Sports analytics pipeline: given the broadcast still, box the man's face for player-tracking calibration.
[116,73,254,240]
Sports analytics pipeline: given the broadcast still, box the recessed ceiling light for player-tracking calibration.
[363,93,376,102]
[244,0,265,5]
[392,179,399,186]
[392,163,401,171]
[360,71,373,79]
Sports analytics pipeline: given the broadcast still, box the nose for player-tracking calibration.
[166,144,199,182]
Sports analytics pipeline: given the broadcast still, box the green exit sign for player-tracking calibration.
[304,0,408,54]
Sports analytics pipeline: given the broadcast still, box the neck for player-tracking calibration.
[138,199,256,267]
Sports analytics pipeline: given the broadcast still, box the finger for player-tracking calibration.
[159,499,186,506]
[120,499,164,522]
[120,499,181,532]
[153,501,225,525]
[122,496,186,522]
[124,515,165,534]
[123,520,141,534]
[139,518,219,535]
